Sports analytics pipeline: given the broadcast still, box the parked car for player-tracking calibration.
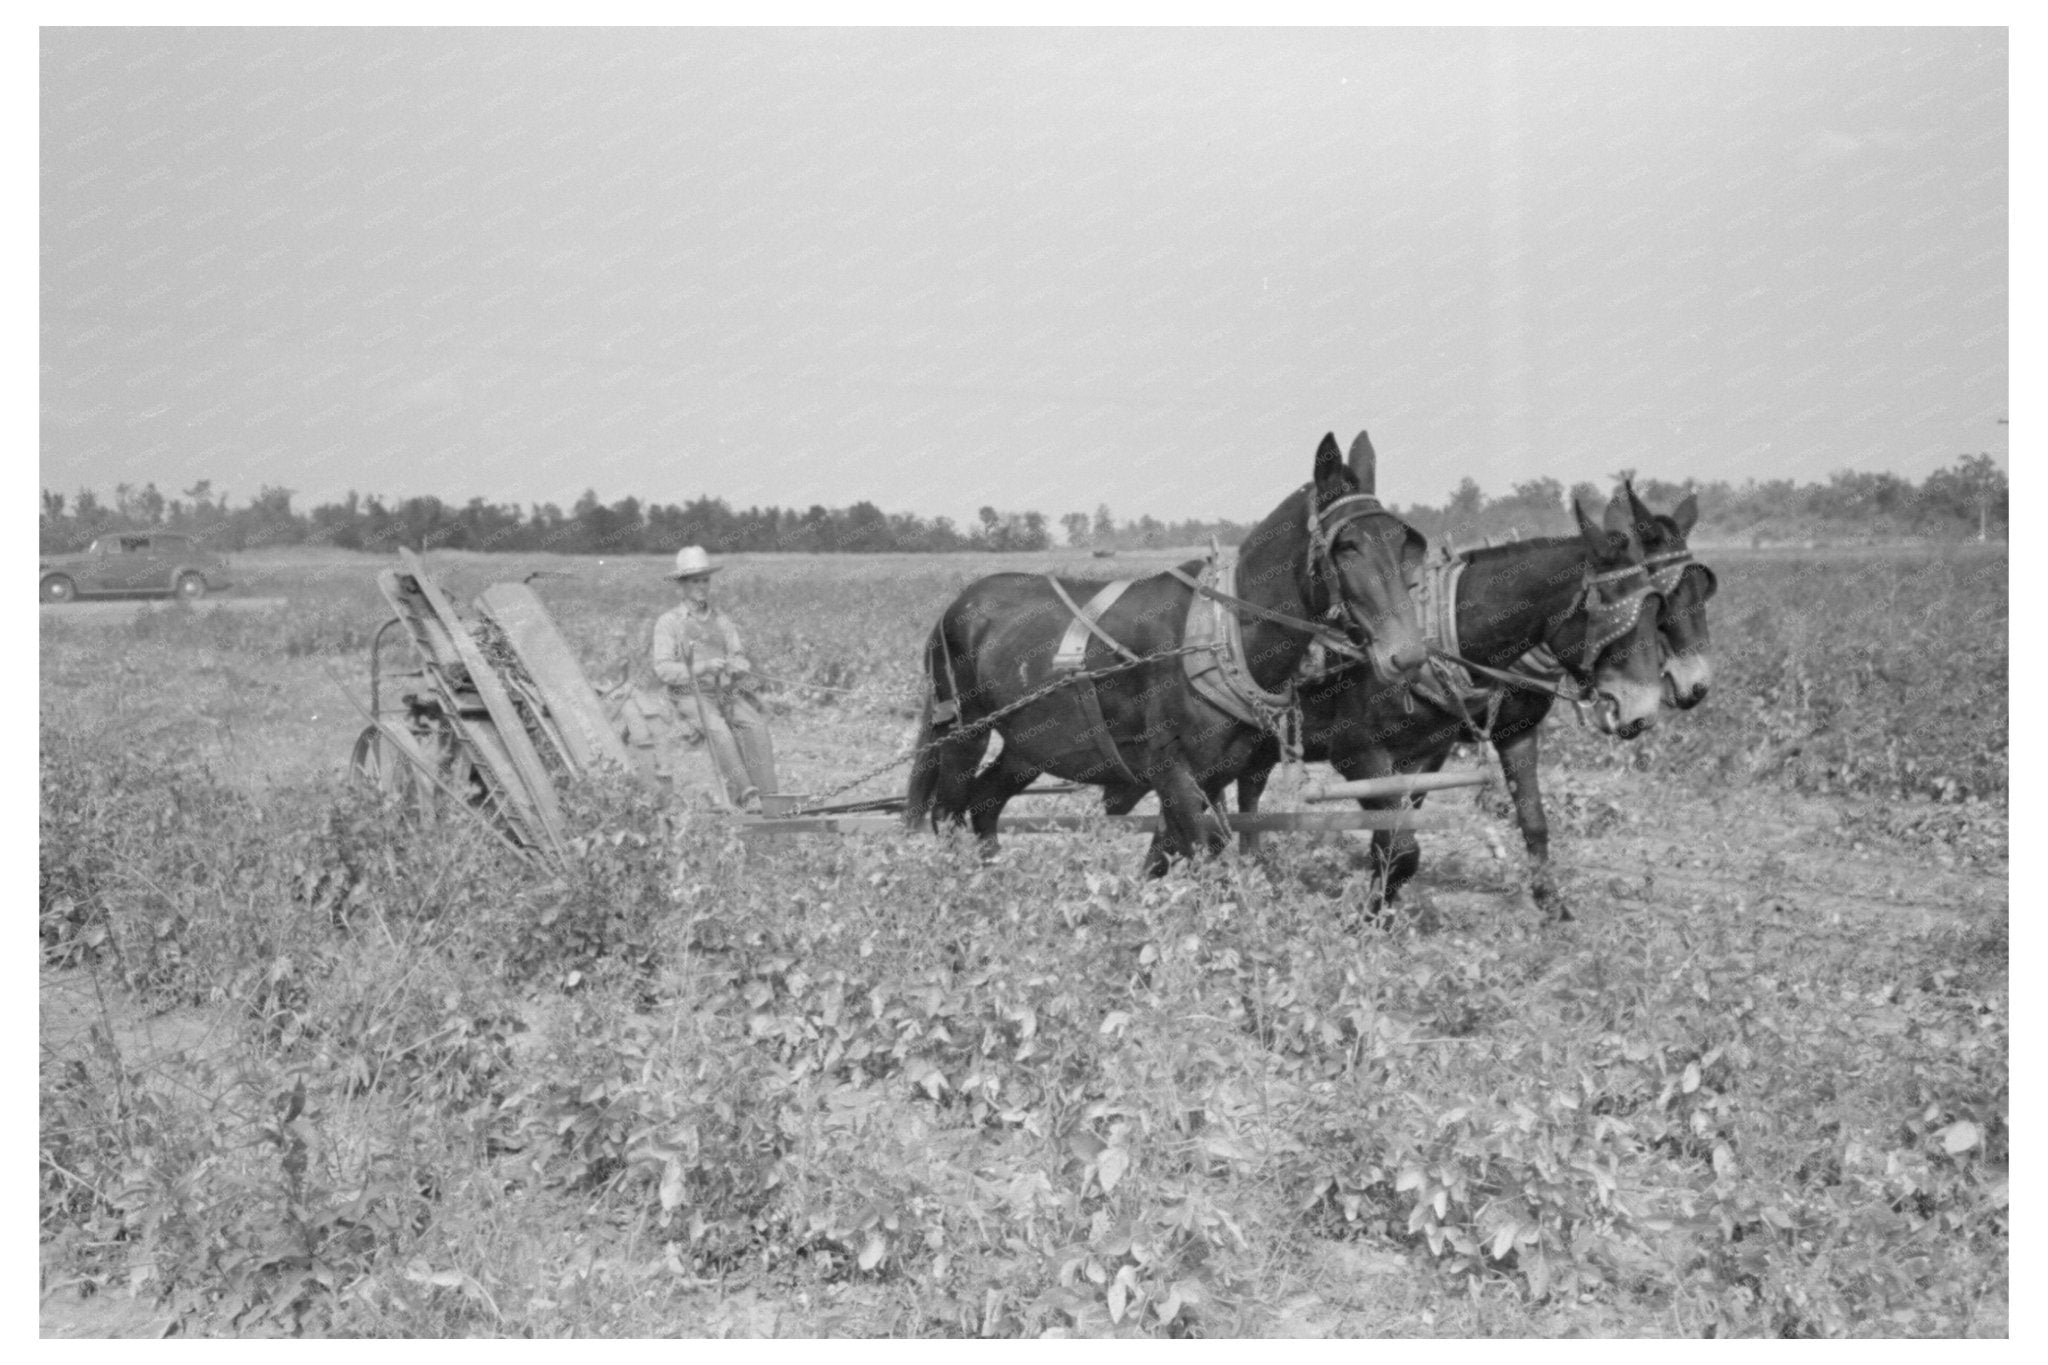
[39,533,232,603]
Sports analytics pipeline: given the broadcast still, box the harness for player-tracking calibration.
[1172,554,1300,736]
[1035,485,1425,762]
[1404,553,1661,740]
[1573,560,1657,674]
[1643,547,1718,604]
[1043,576,1146,782]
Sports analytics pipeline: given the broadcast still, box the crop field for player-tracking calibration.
[40,542,2006,1337]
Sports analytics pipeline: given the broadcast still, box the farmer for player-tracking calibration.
[650,545,779,812]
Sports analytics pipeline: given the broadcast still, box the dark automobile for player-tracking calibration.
[40,533,232,603]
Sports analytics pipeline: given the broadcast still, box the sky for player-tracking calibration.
[39,26,2008,527]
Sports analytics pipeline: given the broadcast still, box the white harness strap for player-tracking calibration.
[1049,577,1140,672]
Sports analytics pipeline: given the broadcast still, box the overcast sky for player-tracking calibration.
[40,26,2007,526]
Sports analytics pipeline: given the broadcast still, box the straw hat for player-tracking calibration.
[666,545,721,580]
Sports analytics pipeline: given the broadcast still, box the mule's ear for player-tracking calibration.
[1624,479,1655,535]
[1347,430,1377,494]
[1672,492,1699,536]
[1603,488,1635,537]
[1573,497,1610,552]
[1314,433,1344,487]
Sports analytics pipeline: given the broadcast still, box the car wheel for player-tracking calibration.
[175,572,208,600]
[40,575,75,604]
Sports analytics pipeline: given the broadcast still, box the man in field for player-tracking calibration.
[651,546,779,812]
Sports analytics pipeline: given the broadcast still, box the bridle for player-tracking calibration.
[1568,558,1662,677]
[1305,488,1424,648]
[1643,547,1718,610]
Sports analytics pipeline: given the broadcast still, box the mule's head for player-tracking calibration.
[1624,482,1717,710]
[1310,431,1429,684]
[1564,493,1665,739]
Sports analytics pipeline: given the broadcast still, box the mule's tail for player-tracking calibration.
[903,620,984,831]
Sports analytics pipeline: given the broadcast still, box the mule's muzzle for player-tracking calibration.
[1662,654,1713,711]
[1663,674,1709,710]
[1365,632,1428,684]
[1591,683,1663,738]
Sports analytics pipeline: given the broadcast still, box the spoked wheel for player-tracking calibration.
[349,724,440,818]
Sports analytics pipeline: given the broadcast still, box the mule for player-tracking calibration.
[1238,487,1687,921]
[1629,486,1718,709]
[904,431,1429,874]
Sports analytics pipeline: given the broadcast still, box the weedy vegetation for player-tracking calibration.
[40,543,2005,1337]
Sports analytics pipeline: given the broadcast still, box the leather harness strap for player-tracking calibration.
[1163,565,1369,663]
[1042,575,1143,783]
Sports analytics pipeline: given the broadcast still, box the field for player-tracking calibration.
[39,542,2007,1338]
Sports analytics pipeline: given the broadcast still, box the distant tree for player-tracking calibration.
[1062,511,1090,547]
[1019,510,1050,552]
[608,494,645,551]
[844,500,890,552]
[1923,453,2007,539]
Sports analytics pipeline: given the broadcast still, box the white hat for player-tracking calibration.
[666,545,721,580]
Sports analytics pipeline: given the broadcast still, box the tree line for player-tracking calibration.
[37,453,2006,558]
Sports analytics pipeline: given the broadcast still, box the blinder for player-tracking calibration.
[1576,561,1661,676]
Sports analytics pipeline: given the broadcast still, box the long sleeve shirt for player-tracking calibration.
[651,604,751,689]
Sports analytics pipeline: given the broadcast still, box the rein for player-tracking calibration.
[1151,483,1420,670]
[1164,564,1370,663]
[1425,644,1586,704]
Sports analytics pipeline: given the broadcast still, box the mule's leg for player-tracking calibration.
[1377,751,1449,907]
[1095,780,1175,874]
[1142,763,1228,878]
[1233,735,1280,860]
[1101,780,1150,816]
[965,747,1041,861]
[926,725,992,830]
[1331,748,1405,914]
[1494,730,1568,922]
[1235,766,1271,861]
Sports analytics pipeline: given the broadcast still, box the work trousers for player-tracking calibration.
[676,687,777,806]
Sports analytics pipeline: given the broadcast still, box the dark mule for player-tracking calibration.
[1629,486,1718,709]
[904,432,1429,875]
[1238,487,1683,922]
